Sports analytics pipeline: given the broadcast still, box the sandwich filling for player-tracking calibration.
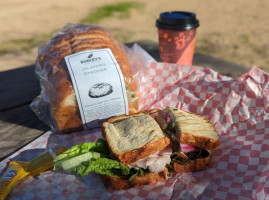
[128,146,172,173]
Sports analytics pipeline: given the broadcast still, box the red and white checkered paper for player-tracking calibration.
[1,63,269,199]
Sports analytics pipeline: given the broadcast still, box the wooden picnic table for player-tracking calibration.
[0,41,249,161]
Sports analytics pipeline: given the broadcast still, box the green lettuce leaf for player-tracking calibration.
[53,140,147,179]
[69,157,130,177]
[129,168,147,181]
[54,139,109,164]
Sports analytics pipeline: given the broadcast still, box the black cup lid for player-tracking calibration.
[156,11,199,31]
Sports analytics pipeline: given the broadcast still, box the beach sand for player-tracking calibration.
[0,0,268,72]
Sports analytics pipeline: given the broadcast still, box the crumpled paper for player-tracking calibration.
[1,44,269,200]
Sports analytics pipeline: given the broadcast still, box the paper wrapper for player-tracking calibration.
[1,46,269,199]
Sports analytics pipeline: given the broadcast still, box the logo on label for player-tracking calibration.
[2,170,17,180]
[80,53,101,64]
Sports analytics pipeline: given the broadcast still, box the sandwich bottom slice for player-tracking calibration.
[156,107,220,173]
[170,148,211,172]
[100,168,169,190]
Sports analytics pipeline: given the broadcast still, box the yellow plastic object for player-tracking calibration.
[0,147,66,200]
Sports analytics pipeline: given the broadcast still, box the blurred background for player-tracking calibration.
[0,0,268,73]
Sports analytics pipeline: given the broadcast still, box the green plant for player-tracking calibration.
[0,32,54,55]
[80,2,143,24]
[238,34,250,44]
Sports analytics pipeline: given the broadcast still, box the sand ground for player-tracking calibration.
[0,0,268,73]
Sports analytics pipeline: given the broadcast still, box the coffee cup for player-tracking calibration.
[156,11,199,65]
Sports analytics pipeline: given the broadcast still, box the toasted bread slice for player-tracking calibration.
[99,168,170,190]
[172,154,211,172]
[157,107,220,150]
[170,149,211,172]
[102,112,171,166]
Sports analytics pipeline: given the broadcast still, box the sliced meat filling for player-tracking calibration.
[128,146,172,174]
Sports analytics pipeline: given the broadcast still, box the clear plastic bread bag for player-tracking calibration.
[30,24,141,134]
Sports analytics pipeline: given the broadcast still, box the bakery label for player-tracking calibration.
[65,49,129,129]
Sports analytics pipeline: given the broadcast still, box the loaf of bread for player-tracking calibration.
[35,24,139,133]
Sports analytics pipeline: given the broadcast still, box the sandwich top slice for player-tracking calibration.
[156,107,220,172]
[54,111,171,190]
[102,112,171,166]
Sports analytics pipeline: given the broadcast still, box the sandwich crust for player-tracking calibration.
[180,132,220,150]
[99,168,170,190]
[115,136,170,166]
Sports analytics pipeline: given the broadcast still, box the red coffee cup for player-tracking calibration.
[156,11,199,65]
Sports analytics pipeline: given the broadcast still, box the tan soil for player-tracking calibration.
[0,0,268,73]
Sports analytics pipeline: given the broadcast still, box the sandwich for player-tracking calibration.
[155,107,220,172]
[53,107,220,190]
[53,111,172,190]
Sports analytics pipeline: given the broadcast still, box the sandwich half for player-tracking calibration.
[53,111,171,190]
[101,111,171,189]
[156,107,220,172]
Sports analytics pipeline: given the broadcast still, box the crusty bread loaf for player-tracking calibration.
[99,168,170,190]
[37,24,138,133]
[102,112,171,165]
[156,107,220,150]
